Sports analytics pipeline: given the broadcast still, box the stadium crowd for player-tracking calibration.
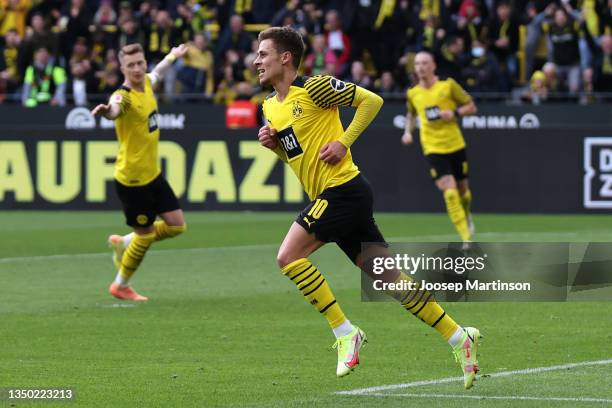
[0,0,610,107]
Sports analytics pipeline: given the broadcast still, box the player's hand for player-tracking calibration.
[319,141,347,165]
[401,131,413,145]
[440,109,455,121]
[91,103,111,117]
[170,44,189,59]
[258,125,278,149]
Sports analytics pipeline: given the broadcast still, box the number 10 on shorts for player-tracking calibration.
[307,199,328,219]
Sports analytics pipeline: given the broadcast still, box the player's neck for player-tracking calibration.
[273,71,298,102]
[125,80,144,92]
[420,76,438,89]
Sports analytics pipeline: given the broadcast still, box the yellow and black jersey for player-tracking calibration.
[262,75,360,200]
[110,75,161,187]
[407,78,472,155]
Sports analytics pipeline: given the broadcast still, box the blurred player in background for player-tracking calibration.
[256,27,480,388]
[402,52,477,246]
[91,43,188,301]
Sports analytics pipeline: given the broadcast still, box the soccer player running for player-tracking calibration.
[91,43,188,301]
[402,52,477,246]
[255,27,480,388]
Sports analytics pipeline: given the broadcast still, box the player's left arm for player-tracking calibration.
[147,44,189,87]
[320,85,383,165]
[440,78,477,120]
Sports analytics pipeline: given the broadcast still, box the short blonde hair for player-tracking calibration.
[119,43,144,63]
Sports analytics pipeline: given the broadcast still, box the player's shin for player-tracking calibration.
[444,188,471,241]
[461,189,472,215]
[280,258,349,332]
[117,231,156,285]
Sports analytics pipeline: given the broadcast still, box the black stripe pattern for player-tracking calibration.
[304,75,356,109]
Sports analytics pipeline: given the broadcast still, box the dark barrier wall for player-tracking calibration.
[1,103,611,213]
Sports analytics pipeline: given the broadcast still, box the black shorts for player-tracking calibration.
[296,174,386,264]
[115,174,181,228]
[425,148,469,181]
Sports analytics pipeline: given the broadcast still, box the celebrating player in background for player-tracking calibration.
[402,52,477,246]
[255,27,480,388]
[91,43,188,301]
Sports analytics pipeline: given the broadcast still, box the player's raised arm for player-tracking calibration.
[148,44,189,87]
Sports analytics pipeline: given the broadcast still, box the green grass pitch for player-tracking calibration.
[1,211,612,407]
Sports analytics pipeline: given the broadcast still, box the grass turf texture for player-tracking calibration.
[1,212,612,407]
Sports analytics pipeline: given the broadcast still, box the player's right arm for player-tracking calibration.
[402,92,417,145]
[258,125,288,163]
[91,90,130,120]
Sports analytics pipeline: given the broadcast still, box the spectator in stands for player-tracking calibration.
[584,32,612,98]
[346,60,372,89]
[324,9,350,76]
[463,40,505,92]
[450,0,484,50]
[174,2,195,44]
[145,10,176,63]
[303,33,338,76]
[22,13,59,67]
[22,46,66,107]
[486,1,519,82]
[117,1,133,24]
[0,28,23,102]
[0,0,31,37]
[94,0,117,26]
[95,48,120,95]
[69,37,94,106]
[374,71,400,94]
[530,4,584,93]
[213,62,238,105]
[215,14,253,65]
[302,0,324,35]
[525,69,548,104]
[436,35,469,84]
[118,17,144,49]
[57,0,92,62]
[178,32,214,99]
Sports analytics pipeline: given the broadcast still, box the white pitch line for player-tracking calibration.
[336,358,612,395]
[362,392,612,404]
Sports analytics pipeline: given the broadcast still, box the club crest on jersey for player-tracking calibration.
[292,100,303,119]
[329,77,347,92]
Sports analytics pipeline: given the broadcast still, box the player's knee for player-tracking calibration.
[168,223,187,237]
[276,250,298,269]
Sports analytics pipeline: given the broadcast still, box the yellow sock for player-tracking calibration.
[395,272,458,340]
[153,221,186,242]
[119,232,156,282]
[444,188,470,241]
[461,189,472,216]
[281,258,346,328]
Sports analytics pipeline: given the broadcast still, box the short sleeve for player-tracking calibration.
[449,78,472,105]
[304,75,357,108]
[109,88,132,116]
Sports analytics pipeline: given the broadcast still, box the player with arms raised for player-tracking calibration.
[91,43,188,301]
[255,27,481,387]
[402,52,477,246]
